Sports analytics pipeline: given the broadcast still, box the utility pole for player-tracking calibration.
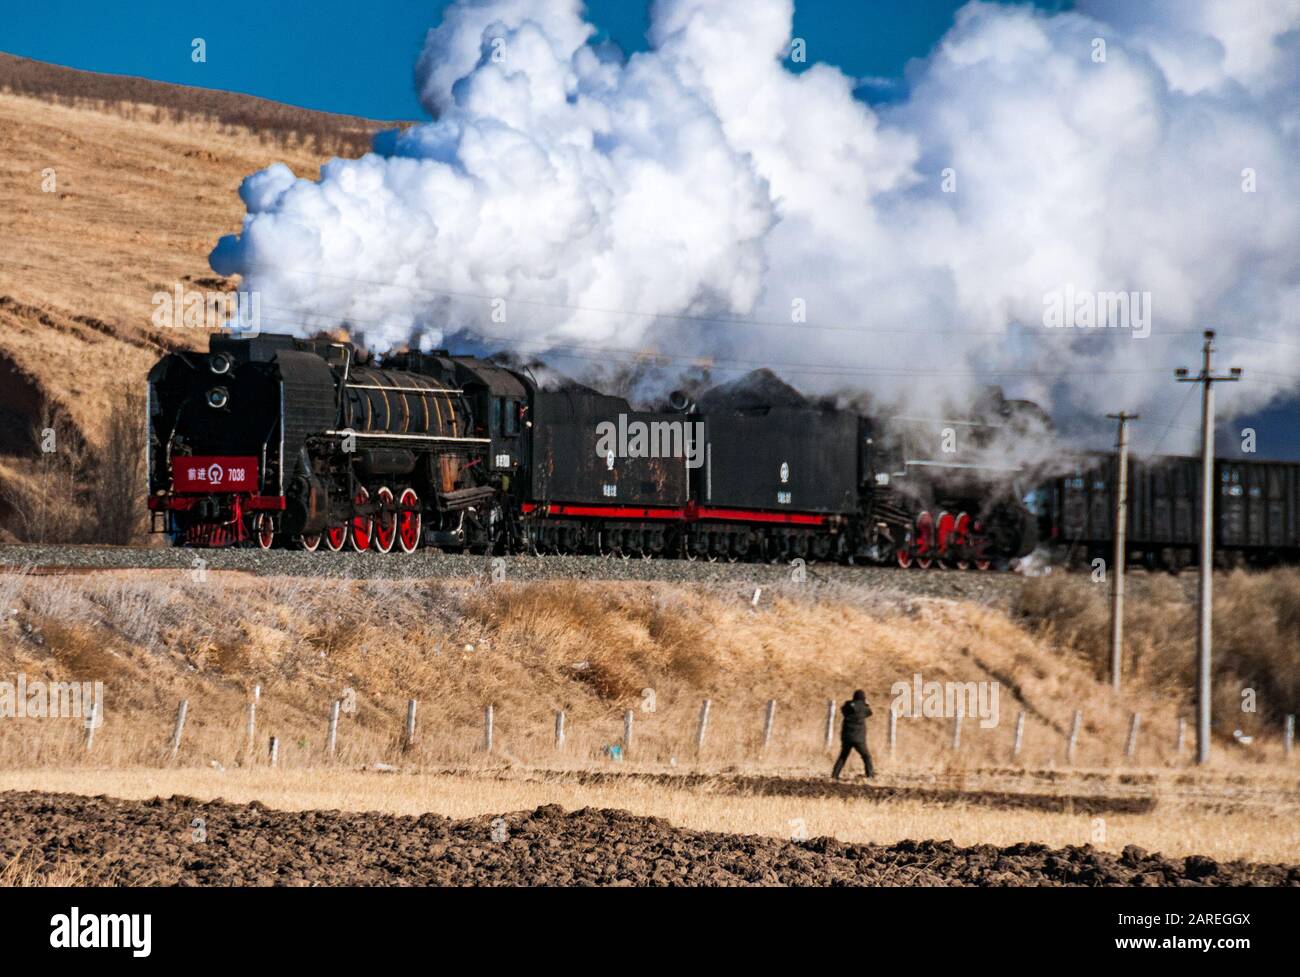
[1106,411,1138,690]
[1175,330,1241,765]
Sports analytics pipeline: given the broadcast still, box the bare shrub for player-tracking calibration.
[1018,571,1300,725]
[88,387,146,545]
[0,386,147,546]
[0,406,92,543]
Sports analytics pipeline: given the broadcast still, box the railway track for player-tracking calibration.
[0,542,1027,602]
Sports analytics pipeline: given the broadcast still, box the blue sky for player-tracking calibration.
[1,0,1070,120]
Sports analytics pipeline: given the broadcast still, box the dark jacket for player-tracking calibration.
[841,699,872,743]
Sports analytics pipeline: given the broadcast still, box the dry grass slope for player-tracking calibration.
[0,570,1291,770]
[0,53,384,154]
[0,569,1296,865]
[0,53,387,455]
[1018,571,1300,727]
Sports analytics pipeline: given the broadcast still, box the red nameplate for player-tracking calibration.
[173,456,259,493]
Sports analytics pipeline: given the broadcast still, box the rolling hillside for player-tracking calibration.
[0,52,389,452]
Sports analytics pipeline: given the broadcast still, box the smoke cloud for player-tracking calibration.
[210,0,1300,452]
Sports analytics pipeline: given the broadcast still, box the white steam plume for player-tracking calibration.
[210,0,1300,452]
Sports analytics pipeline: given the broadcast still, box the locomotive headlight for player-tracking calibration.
[206,386,230,409]
[209,352,233,375]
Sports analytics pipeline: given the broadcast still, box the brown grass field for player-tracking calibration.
[0,566,1295,874]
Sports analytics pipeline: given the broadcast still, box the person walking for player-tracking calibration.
[832,689,875,780]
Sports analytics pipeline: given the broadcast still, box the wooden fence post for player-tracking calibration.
[824,699,836,752]
[623,709,634,755]
[1012,710,1025,762]
[888,704,898,759]
[84,700,99,753]
[951,713,963,751]
[762,699,777,753]
[695,699,711,755]
[555,710,566,751]
[1177,717,1187,758]
[268,735,279,768]
[1066,710,1082,765]
[169,699,188,762]
[484,704,494,753]
[404,699,418,752]
[1285,715,1295,759]
[327,700,340,760]
[1125,712,1141,760]
[246,685,260,758]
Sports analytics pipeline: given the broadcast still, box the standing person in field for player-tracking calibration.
[832,689,875,780]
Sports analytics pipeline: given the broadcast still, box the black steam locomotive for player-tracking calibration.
[146,332,1041,566]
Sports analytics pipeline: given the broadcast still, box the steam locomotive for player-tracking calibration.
[146,332,1041,566]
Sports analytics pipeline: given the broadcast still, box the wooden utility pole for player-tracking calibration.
[1176,331,1241,765]
[1106,411,1139,690]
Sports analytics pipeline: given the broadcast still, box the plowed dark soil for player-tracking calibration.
[2,791,1295,886]
[553,772,1158,814]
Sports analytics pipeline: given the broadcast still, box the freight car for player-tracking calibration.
[1042,453,1300,569]
[146,332,1039,568]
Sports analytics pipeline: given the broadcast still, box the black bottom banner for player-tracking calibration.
[0,884,1286,965]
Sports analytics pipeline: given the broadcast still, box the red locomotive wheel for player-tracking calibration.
[915,511,934,570]
[895,527,914,568]
[397,488,421,554]
[299,533,321,553]
[372,487,396,554]
[253,513,275,551]
[349,487,373,553]
[324,525,347,552]
[953,512,972,570]
[936,510,955,568]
